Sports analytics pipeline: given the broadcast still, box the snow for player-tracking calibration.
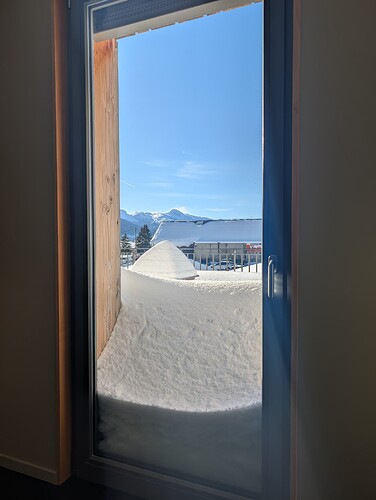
[131,240,198,280]
[120,209,139,224]
[120,208,209,234]
[97,268,262,492]
[151,218,262,246]
[98,269,261,411]
[196,268,262,281]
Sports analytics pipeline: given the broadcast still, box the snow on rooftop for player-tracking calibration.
[151,218,262,247]
[131,240,198,280]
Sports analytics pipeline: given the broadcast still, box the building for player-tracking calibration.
[151,219,262,256]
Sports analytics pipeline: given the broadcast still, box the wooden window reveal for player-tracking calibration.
[93,40,121,357]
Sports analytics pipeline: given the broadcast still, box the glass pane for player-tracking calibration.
[92,2,263,496]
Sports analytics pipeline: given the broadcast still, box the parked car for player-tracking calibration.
[210,260,234,270]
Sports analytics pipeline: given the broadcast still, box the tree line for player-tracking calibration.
[120,224,152,254]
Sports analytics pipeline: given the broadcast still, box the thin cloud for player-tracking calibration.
[204,208,231,212]
[140,159,216,180]
[147,181,173,188]
[176,161,214,179]
[141,159,172,168]
[175,206,189,214]
[151,192,230,201]
[152,191,190,198]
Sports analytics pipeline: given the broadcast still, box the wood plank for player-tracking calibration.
[52,0,71,484]
[93,39,121,357]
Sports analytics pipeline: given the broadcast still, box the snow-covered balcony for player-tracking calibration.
[96,241,262,493]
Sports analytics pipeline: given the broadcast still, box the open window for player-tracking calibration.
[69,1,293,499]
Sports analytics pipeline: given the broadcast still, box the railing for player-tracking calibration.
[121,247,262,272]
[120,246,149,268]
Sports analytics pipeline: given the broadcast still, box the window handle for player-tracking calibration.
[267,255,277,298]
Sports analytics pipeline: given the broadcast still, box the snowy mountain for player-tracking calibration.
[120,209,210,238]
[120,218,142,240]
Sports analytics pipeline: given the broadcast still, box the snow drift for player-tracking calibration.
[97,269,262,493]
[98,269,261,411]
[131,240,198,280]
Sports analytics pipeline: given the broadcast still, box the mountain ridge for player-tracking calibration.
[120,208,210,239]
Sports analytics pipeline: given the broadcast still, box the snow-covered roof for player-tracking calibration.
[131,240,198,280]
[151,219,262,247]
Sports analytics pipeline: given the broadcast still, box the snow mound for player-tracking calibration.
[132,240,198,280]
[97,269,262,412]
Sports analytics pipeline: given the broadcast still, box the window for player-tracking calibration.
[69,1,293,499]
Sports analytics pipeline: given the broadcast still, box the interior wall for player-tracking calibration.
[297,1,376,498]
[0,0,58,482]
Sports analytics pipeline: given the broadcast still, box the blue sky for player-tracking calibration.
[118,2,262,219]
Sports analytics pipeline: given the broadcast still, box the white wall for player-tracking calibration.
[0,0,58,482]
[297,1,376,498]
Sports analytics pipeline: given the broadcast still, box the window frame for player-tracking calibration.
[68,1,293,498]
